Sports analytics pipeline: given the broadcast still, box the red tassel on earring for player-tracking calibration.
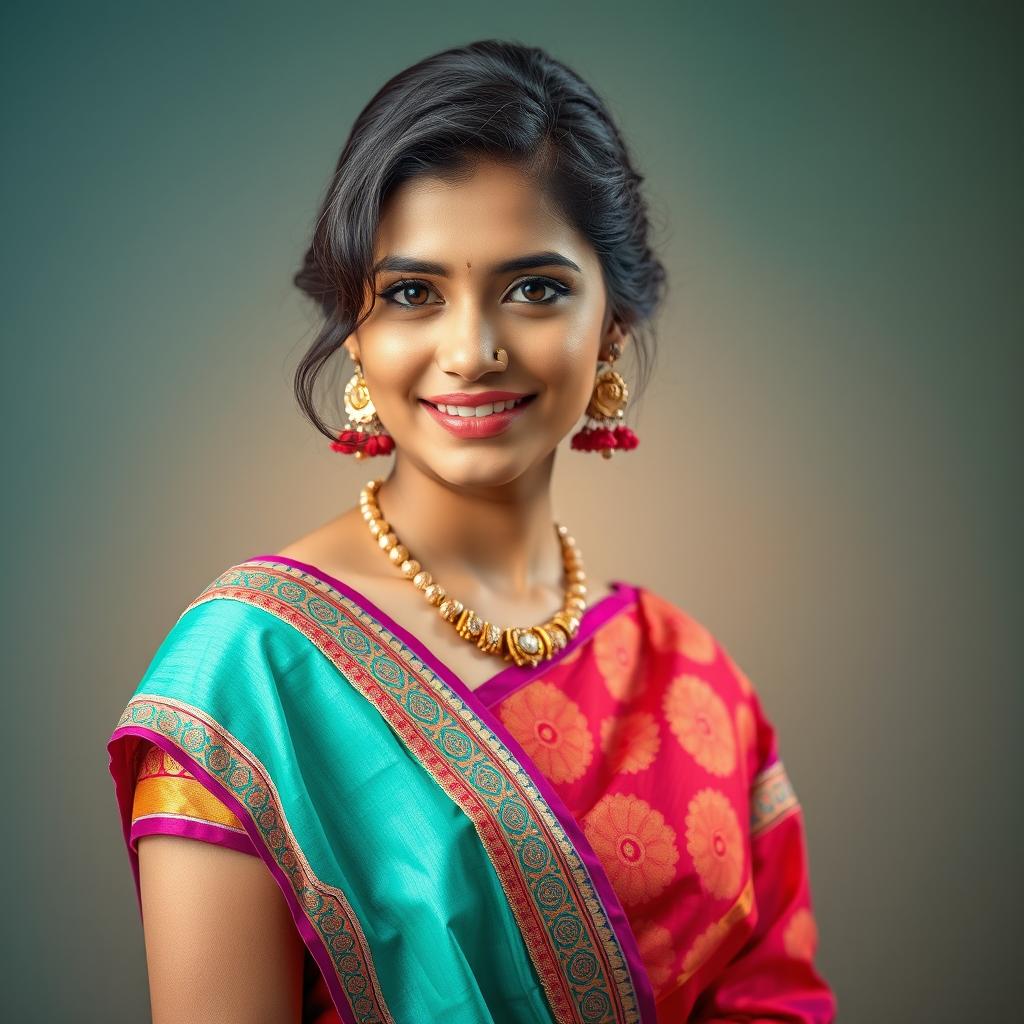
[569,423,639,454]
[329,429,394,456]
[613,425,639,450]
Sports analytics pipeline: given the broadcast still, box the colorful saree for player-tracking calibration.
[107,555,837,1023]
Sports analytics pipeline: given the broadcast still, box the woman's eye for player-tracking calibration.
[378,276,570,308]
[506,277,570,304]
[378,280,440,307]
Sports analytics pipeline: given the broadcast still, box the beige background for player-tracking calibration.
[2,3,1019,1020]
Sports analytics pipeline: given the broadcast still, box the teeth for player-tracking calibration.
[433,397,527,417]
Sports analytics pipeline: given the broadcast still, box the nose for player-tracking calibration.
[434,299,506,380]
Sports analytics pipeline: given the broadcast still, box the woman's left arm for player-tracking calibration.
[691,686,838,1022]
[693,792,837,1021]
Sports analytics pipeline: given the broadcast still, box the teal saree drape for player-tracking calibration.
[108,559,654,1024]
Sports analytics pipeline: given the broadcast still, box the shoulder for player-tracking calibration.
[123,558,320,718]
[630,583,781,777]
[630,583,760,702]
[112,560,328,791]
[272,504,379,579]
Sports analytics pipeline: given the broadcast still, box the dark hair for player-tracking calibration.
[293,39,667,441]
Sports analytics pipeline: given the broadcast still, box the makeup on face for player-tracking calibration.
[354,162,610,470]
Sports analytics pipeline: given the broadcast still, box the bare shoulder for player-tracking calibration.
[137,835,305,1022]
[274,505,379,578]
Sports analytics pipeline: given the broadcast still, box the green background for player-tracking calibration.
[2,2,1019,1019]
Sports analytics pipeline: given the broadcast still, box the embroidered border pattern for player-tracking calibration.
[115,695,393,1024]
[750,760,800,837]
[182,560,641,1024]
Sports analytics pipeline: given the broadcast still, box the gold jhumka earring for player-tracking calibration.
[329,361,395,458]
[569,340,639,457]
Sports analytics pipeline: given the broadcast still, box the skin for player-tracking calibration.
[281,158,629,691]
[140,157,630,1021]
[138,835,304,1023]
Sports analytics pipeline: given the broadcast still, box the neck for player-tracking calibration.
[368,452,568,603]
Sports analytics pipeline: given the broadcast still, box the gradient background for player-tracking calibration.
[2,2,1020,1020]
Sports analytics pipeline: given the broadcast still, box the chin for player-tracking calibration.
[423,447,548,490]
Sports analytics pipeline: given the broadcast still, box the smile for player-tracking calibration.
[419,394,537,439]
[423,395,532,417]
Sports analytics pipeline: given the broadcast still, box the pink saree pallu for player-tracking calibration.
[107,556,837,1023]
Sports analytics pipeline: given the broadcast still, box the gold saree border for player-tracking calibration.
[133,773,249,830]
[674,877,756,990]
[750,759,800,837]
[183,559,643,1024]
[115,694,394,1024]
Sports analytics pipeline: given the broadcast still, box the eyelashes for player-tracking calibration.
[377,276,572,309]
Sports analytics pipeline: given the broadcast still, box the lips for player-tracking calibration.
[419,393,537,439]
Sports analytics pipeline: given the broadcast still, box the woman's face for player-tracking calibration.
[344,158,626,489]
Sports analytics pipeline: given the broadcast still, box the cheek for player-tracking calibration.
[521,312,601,404]
[362,333,427,405]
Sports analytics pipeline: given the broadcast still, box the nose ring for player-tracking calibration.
[494,347,509,369]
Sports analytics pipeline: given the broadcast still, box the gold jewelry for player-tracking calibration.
[585,344,628,422]
[570,339,638,458]
[331,362,394,458]
[344,362,378,424]
[359,478,587,667]
[494,347,509,369]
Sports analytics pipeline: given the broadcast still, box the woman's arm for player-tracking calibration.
[687,678,837,1023]
[138,833,305,1024]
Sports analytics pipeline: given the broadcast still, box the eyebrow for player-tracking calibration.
[372,250,582,277]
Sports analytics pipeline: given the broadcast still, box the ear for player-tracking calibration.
[342,336,361,365]
[599,317,630,362]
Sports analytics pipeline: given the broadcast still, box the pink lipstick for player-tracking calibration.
[419,392,537,439]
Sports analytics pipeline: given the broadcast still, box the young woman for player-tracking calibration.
[108,40,837,1024]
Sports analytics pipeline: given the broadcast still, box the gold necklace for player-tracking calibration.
[359,478,588,668]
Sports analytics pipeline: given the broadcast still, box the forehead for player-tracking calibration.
[374,160,588,266]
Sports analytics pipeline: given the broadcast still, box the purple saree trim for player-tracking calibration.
[108,713,391,1024]
[248,553,635,707]
[245,554,658,1024]
[129,815,257,858]
[472,581,638,707]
